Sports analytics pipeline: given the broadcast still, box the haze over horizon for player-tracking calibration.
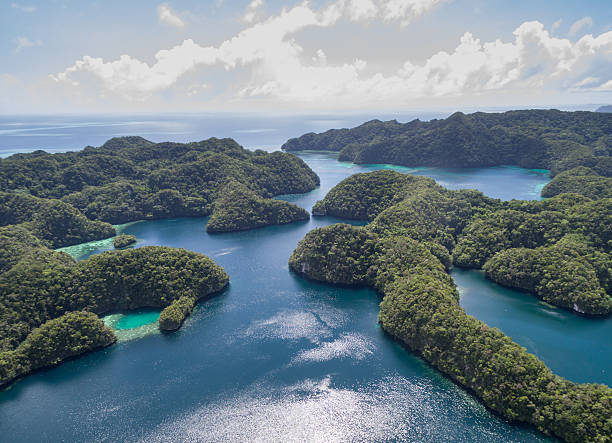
[1,0,612,115]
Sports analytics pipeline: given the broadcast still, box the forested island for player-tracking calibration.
[0,136,321,387]
[113,234,137,249]
[0,244,229,387]
[290,170,612,441]
[283,110,612,200]
[206,180,309,233]
[0,192,116,248]
[0,136,319,230]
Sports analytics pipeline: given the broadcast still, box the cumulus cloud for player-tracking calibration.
[597,79,612,90]
[49,0,446,100]
[243,0,264,23]
[50,1,612,106]
[157,3,184,28]
[569,16,593,36]
[15,36,41,52]
[321,0,447,25]
[574,76,600,88]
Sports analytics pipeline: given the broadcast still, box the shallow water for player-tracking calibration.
[115,310,160,330]
[2,144,606,442]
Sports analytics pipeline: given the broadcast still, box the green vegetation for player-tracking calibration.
[289,223,612,442]
[0,311,116,386]
[113,234,137,249]
[0,225,45,273]
[0,192,115,248]
[206,180,309,233]
[291,169,612,440]
[541,167,612,199]
[283,109,612,199]
[0,135,319,386]
[0,137,319,225]
[312,170,440,219]
[311,170,611,315]
[484,242,611,315]
[159,296,196,331]
[0,244,229,387]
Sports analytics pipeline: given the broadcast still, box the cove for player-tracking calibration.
[114,310,160,330]
[102,310,162,343]
[1,152,605,442]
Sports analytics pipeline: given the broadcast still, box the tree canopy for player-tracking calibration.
[284,109,612,199]
[290,169,612,441]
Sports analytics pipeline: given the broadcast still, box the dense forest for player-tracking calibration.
[283,110,612,200]
[311,170,611,316]
[0,192,116,248]
[0,244,229,387]
[206,180,310,233]
[159,296,196,332]
[289,223,611,442]
[113,233,137,249]
[0,136,319,226]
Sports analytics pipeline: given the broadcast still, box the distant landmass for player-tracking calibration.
[0,136,319,229]
[283,109,612,200]
[596,105,612,113]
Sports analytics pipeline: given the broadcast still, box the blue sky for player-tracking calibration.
[1,0,611,114]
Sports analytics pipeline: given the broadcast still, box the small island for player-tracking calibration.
[0,242,229,388]
[206,180,310,233]
[158,296,196,331]
[113,234,137,249]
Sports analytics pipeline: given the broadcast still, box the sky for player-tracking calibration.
[1,0,611,114]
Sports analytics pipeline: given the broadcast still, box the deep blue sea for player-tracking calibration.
[0,112,450,157]
[0,114,609,442]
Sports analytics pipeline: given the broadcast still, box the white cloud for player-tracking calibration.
[239,20,612,103]
[569,16,593,36]
[243,0,264,23]
[157,3,185,28]
[50,2,612,107]
[597,79,612,90]
[574,76,600,87]
[15,36,41,52]
[186,83,208,97]
[320,0,447,26]
[312,48,327,64]
[552,18,562,32]
[50,0,446,100]
[11,3,36,13]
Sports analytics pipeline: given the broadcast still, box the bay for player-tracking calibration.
[1,116,606,442]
